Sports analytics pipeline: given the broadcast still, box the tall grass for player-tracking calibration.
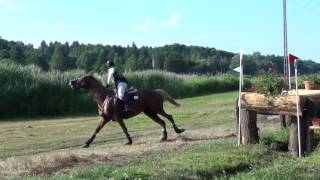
[125,70,247,98]
[0,61,95,119]
[0,61,245,119]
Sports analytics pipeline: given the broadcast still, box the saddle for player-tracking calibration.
[100,87,139,115]
[125,87,139,101]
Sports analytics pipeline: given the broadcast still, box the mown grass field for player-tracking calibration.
[1,91,320,179]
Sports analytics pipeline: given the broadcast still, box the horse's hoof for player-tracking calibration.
[125,141,132,145]
[160,138,168,142]
[82,144,90,148]
[176,128,186,134]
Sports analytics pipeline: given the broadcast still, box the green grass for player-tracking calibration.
[3,91,320,179]
[46,138,320,180]
[51,141,276,180]
[0,91,238,159]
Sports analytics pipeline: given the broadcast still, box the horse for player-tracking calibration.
[69,75,185,148]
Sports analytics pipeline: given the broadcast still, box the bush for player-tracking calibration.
[255,72,285,96]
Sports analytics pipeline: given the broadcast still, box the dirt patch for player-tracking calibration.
[0,128,235,177]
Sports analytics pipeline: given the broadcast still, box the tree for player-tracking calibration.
[138,47,152,69]
[229,54,240,70]
[10,44,25,64]
[76,50,98,72]
[49,45,69,71]
[216,57,230,73]
[125,54,139,71]
[153,49,165,70]
[40,40,48,50]
[27,51,49,70]
[0,49,9,59]
[93,49,108,72]
[164,53,186,73]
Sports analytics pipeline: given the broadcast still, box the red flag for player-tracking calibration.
[288,54,299,63]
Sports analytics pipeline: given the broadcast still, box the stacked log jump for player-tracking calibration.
[236,90,320,157]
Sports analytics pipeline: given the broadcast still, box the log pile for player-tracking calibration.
[236,90,320,157]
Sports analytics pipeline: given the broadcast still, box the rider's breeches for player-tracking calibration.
[117,82,127,100]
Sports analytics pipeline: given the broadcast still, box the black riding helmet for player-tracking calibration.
[105,60,115,68]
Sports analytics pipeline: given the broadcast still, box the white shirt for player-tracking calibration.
[107,67,115,85]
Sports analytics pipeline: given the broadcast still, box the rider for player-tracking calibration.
[105,60,132,112]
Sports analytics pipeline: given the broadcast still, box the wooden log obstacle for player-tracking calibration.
[236,90,320,157]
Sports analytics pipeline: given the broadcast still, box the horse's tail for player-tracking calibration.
[155,89,180,107]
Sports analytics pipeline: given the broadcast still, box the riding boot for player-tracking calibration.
[122,96,132,112]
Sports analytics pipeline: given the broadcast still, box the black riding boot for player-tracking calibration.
[122,96,132,112]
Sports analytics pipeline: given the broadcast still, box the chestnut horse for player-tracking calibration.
[70,75,185,147]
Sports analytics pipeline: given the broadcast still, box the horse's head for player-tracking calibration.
[69,75,101,90]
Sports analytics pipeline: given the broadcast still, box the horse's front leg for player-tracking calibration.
[116,118,133,145]
[83,115,111,148]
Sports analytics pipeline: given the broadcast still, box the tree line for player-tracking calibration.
[1,36,320,75]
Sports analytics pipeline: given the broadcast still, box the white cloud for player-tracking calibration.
[136,18,153,32]
[169,12,180,27]
[162,12,181,28]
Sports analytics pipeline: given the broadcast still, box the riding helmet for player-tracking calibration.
[106,60,115,68]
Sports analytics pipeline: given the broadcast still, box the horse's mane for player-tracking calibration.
[86,74,105,87]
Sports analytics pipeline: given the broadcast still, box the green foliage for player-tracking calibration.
[1,37,320,74]
[125,70,243,98]
[9,43,25,64]
[26,51,49,70]
[260,129,289,146]
[255,72,285,96]
[76,50,98,72]
[0,61,94,118]
[0,62,242,118]
[50,44,69,71]
[260,132,277,146]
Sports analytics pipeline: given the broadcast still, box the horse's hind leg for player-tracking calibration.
[158,110,185,134]
[144,109,167,141]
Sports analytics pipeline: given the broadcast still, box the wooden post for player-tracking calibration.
[236,99,259,144]
[241,110,259,144]
[306,99,315,154]
[288,115,299,156]
[287,112,309,157]
[280,115,287,128]
[235,98,241,143]
[306,127,314,154]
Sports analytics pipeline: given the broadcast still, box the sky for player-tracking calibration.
[0,0,319,62]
